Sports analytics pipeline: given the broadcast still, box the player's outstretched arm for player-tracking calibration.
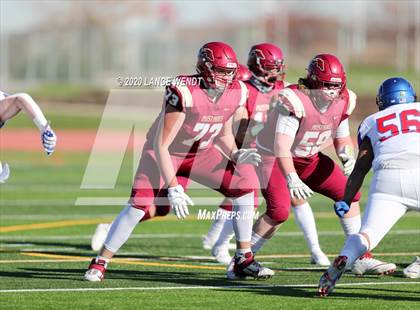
[153,107,193,219]
[342,137,373,205]
[334,119,356,176]
[218,115,261,166]
[0,93,57,155]
[154,108,185,187]
[232,106,250,148]
[216,115,238,156]
[275,113,313,200]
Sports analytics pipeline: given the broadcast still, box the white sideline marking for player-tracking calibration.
[1,212,419,220]
[1,229,419,240]
[0,282,419,293]
[74,197,228,206]
[1,200,75,207]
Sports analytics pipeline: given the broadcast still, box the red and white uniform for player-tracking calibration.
[256,84,361,223]
[241,80,286,148]
[219,79,286,211]
[131,75,257,213]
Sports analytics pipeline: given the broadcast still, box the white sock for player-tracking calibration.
[205,209,231,245]
[292,202,322,253]
[236,248,252,256]
[340,233,369,268]
[232,192,254,243]
[96,256,110,264]
[251,232,267,254]
[213,217,234,248]
[103,205,145,253]
[340,215,361,237]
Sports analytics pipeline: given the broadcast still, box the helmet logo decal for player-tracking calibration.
[313,57,325,71]
[252,49,266,60]
[201,48,215,61]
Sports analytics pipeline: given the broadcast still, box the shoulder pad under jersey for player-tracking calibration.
[277,87,306,118]
[345,88,357,116]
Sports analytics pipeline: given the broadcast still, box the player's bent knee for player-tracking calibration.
[155,205,171,216]
[128,195,152,214]
[219,199,233,211]
[266,208,290,225]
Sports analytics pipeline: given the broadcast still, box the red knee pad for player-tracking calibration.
[219,202,233,211]
[156,205,171,216]
[266,204,290,224]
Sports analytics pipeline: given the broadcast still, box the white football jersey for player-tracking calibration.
[358,102,420,171]
[0,90,9,128]
[0,90,7,100]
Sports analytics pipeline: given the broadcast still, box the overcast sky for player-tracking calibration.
[0,0,378,32]
[0,0,408,34]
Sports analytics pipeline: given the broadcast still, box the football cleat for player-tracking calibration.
[202,235,213,250]
[403,256,420,279]
[211,244,232,265]
[91,223,111,252]
[84,258,107,282]
[351,252,396,275]
[318,255,348,297]
[226,252,274,280]
[310,250,331,267]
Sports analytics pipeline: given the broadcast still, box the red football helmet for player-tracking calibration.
[247,43,285,85]
[306,54,346,102]
[236,63,252,81]
[196,42,238,90]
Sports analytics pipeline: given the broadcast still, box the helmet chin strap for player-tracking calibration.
[201,79,225,102]
[250,75,274,94]
[311,91,333,112]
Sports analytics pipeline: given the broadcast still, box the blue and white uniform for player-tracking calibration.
[357,102,420,249]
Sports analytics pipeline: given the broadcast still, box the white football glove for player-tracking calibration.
[231,148,262,166]
[338,152,356,176]
[168,184,194,219]
[41,125,57,155]
[286,172,313,200]
[0,162,10,183]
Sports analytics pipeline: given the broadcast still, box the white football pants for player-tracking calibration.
[360,168,419,250]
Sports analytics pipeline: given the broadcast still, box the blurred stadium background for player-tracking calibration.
[1,1,420,306]
[1,0,419,94]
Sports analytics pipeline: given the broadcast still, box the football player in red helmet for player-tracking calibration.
[306,54,347,110]
[236,64,252,81]
[247,42,286,86]
[196,42,239,92]
[252,53,396,274]
[203,43,289,265]
[85,42,274,282]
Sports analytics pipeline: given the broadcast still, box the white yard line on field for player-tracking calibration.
[1,229,419,240]
[0,282,419,293]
